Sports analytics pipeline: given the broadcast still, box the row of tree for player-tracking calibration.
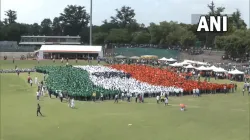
[0,1,249,59]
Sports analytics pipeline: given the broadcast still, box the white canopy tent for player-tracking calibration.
[159,57,168,61]
[179,61,190,66]
[185,64,196,69]
[183,59,208,65]
[228,69,244,75]
[213,67,227,73]
[196,66,212,71]
[209,65,218,71]
[169,62,183,67]
[167,58,177,62]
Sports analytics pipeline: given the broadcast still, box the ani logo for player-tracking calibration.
[196,15,228,32]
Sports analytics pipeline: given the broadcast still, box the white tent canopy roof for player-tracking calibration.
[185,64,195,69]
[209,65,218,71]
[40,45,102,52]
[170,62,183,67]
[179,61,190,65]
[228,69,244,75]
[159,57,168,61]
[167,58,177,61]
[213,67,227,72]
[183,59,208,65]
[196,66,211,71]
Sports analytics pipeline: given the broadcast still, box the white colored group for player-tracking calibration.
[74,65,183,94]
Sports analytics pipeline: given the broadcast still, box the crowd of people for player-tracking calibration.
[75,66,183,95]
[0,68,35,73]
[110,64,236,94]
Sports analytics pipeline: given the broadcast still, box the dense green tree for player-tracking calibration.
[111,6,136,28]
[93,32,108,45]
[105,29,130,43]
[4,10,17,24]
[131,31,150,44]
[52,17,62,36]
[59,5,89,36]
[30,23,41,36]
[40,18,52,36]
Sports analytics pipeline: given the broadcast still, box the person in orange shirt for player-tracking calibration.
[180,104,186,111]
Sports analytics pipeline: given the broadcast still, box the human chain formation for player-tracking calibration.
[0,68,36,73]
[75,65,182,95]
[110,64,235,93]
[33,64,235,100]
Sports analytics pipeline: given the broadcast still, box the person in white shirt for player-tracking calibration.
[195,88,200,97]
[41,86,44,96]
[59,91,63,102]
[36,90,40,101]
[180,89,183,96]
[156,95,160,104]
[34,77,38,84]
[114,94,118,103]
[70,98,75,108]
[193,89,196,97]
[30,79,33,87]
[100,93,104,101]
[164,96,168,106]
[121,93,124,101]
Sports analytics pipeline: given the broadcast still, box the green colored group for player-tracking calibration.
[35,66,120,98]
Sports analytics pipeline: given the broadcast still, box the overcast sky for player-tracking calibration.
[1,0,249,27]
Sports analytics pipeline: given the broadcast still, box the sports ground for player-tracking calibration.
[0,60,249,140]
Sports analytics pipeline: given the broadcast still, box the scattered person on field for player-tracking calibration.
[242,88,245,96]
[68,97,71,107]
[193,88,196,97]
[195,88,200,97]
[36,90,40,101]
[180,104,185,111]
[114,94,118,103]
[53,58,55,63]
[100,92,104,101]
[70,98,75,108]
[30,79,33,86]
[156,95,160,104]
[61,58,64,63]
[164,96,168,106]
[92,92,96,102]
[224,84,227,93]
[34,77,38,85]
[161,94,164,102]
[28,75,31,83]
[37,103,43,116]
[59,91,63,102]
[121,92,124,101]
[48,90,52,98]
[75,58,78,63]
[135,93,138,103]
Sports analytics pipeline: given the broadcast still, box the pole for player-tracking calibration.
[89,0,92,45]
[0,0,2,22]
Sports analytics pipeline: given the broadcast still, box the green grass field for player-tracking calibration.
[0,60,249,140]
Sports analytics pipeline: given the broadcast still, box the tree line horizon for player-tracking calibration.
[0,1,249,60]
